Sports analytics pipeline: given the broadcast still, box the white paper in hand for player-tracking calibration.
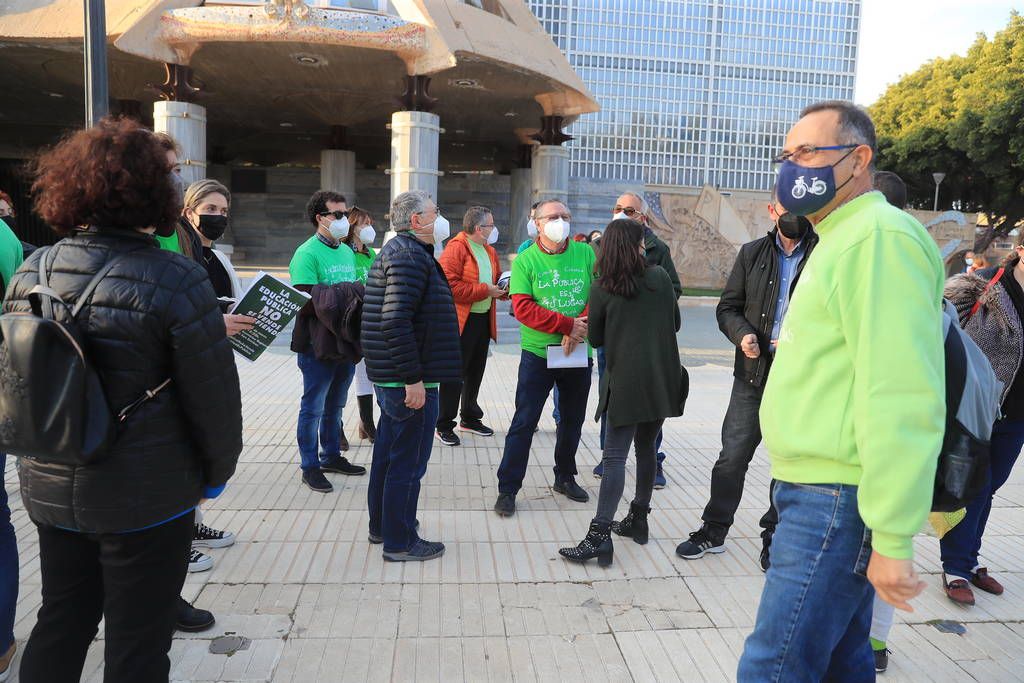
[546,343,588,369]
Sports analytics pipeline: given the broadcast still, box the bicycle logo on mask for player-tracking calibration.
[791,176,827,199]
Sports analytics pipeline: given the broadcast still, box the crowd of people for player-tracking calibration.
[0,98,1020,682]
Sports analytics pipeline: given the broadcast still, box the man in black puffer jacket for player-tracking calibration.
[361,189,460,562]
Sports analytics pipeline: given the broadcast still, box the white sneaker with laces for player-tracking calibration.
[188,548,214,573]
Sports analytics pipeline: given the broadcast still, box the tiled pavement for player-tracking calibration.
[6,335,1024,681]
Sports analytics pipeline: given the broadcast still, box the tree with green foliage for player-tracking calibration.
[871,11,1024,251]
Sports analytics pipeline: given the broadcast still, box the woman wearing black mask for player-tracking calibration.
[182,180,239,300]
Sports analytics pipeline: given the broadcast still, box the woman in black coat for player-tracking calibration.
[2,118,243,682]
[559,219,683,566]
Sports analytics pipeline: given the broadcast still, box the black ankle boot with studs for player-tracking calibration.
[612,502,651,545]
[558,521,613,567]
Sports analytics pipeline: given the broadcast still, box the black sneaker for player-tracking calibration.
[368,520,420,544]
[759,532,772,573]
[176,597,215,633]
[436,429,461,446]
[383,539,445,562]
[675,526,726,560]
[553,477,589,503]
[494,493,516,517]
[188,548,213,573]
[874,647,890,673]
[302,468,333,493]
[321,456,366,476]
[193,523,236,549]
[459,421,494,437]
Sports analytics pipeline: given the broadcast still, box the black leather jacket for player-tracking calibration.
[716,228,818,387]
[360,231,461,385]
[3,228,243,533]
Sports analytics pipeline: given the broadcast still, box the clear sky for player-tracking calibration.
[855,0,1018,106]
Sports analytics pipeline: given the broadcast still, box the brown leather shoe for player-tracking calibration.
[971,567,1004,596]
[943,574,976,606]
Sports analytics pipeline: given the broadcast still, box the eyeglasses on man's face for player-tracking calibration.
[612,206,642,217]
[319,210,349,220]
[538,212,571,222]
[771,143,859,166]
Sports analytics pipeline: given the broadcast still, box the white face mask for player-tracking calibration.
[965,258,974,266]
[359,225,376,245]
[543,217,570,243]
[432,213,450,244]
[613,211,629,221]
[526,219,538,237]
[487,226,499,245]
[328,216,350,241]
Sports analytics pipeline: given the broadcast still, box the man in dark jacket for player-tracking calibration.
[361,190,461,562]
[675,197,817,571]
[592,191,681,488]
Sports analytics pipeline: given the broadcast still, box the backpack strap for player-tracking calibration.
[944,320,968,426]
[968,267,1005,320]
[70,252,133,319]
[28,247,59,319]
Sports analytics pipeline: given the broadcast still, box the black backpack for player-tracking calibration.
[932,299,1003,511]
[0,246,169,465]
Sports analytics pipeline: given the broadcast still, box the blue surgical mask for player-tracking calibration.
[776,148,857,216]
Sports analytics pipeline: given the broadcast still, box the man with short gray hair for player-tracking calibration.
[738,101,945,680]
[360,190,461,561]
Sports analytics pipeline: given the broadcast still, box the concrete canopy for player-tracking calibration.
[0,0,598,169]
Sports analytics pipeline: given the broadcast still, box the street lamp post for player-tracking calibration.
[83,0,109,126]
[932,172,946,212]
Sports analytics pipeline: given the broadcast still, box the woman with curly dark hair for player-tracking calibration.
[559,218,683,566]
[3,117,243,682]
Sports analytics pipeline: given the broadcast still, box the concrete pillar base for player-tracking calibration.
[510,167,533,249]
[531,145,570,207]
[321,149,356,203]
[388,110,442,201]
[154,100,207,186]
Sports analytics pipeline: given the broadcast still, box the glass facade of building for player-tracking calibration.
[526,0,861,191]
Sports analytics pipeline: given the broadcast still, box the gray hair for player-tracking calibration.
[618,191,650,216]
[535,198,568,217]
[390,190,432,230]
[800,100,877,154]
[463,206,492,234]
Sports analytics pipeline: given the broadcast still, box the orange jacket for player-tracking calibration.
[439,231,500,341]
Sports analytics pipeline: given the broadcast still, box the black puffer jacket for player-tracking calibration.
[2,228,243,533]
[716,228,818,387]
[361,231,461,385]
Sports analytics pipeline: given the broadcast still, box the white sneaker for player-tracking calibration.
[188,548,214,573]
[192,523,236,549]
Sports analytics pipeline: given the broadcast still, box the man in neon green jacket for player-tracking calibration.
[737,101,945,681]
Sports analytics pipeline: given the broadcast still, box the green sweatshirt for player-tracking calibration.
[760,191,946,560]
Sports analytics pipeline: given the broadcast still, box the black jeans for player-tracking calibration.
[594,419,664,526]
[19,513,193,683]
[702,377,778,538]
[497,350,592,494]
[437,312,490,431]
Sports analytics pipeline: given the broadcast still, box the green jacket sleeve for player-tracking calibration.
[830,231,945,559]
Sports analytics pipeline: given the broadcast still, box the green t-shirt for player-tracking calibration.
[469,239,493,314]
[375,382,440,389]
[510,240,595,359]
[353,246,376,283]
[289,235,357,286]
[154,231,182,254]
[0,220,24,291]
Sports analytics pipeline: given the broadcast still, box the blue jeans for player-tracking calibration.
[940,418,1024,579]
[367,386,439,553]
[497,351,592,494]
[296,351,356,471]
[1,453,17,653]
[738,482,875,683]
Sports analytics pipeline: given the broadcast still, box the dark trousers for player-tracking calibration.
[702,378,778,538]
[368,386,439,553]
[941,417,1024,579]
[437,312,491,431]
[19,513,193,683]
[0,454,17,654]
[497,350,592,494]
[594,420,664,526]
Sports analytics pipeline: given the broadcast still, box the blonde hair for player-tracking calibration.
[183,179,230,214]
